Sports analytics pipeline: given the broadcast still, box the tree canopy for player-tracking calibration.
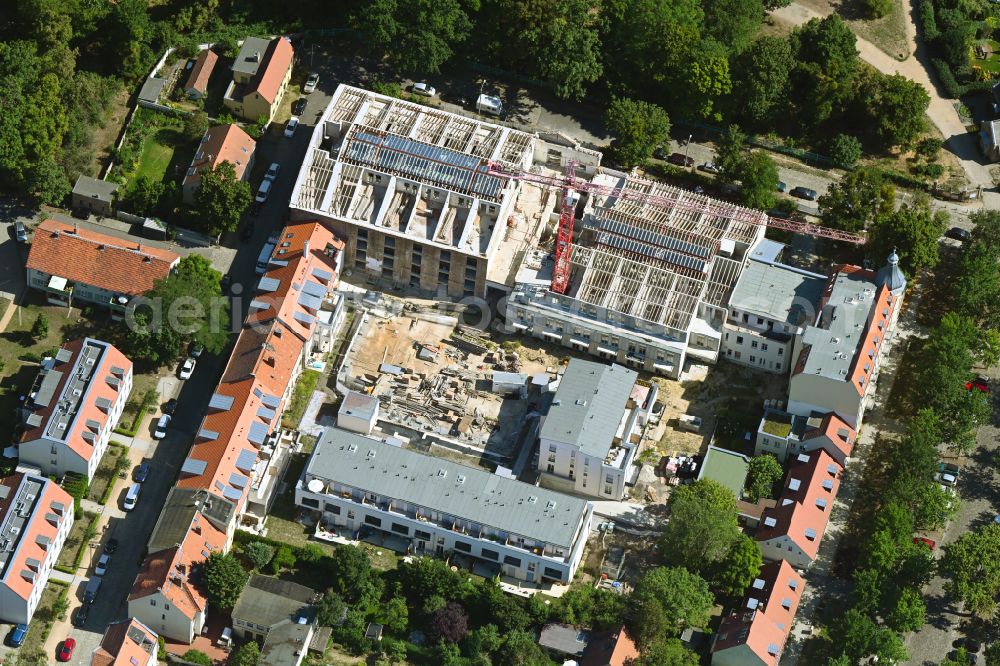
[202,552,248,610]
[604,97,671,168]
[354,0,473,74]
[625,567,714,648]
[660,479,740,568]
[818,167,895,233]
[193,160,253,237]
[867,195,947,275]
[940,523,1000,617]
[745,454,783,502]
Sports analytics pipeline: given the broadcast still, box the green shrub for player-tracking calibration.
[244,541,275,571]
[828,133,863,168]
[182,649,213,666]
[865,0,894,18]
[269,545,297,573]
[371,80,403,98]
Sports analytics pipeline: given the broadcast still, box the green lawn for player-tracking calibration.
[133,127,180,183]
[22,580,68,656]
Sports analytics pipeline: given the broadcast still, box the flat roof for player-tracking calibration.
[232,36,273,77]
[729,257,826,325]
[72,175,119,202]
[540,360,636,458]
[697,445,750,499]
[305,428,590,548]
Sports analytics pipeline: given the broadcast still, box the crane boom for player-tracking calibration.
[487,161,865,294]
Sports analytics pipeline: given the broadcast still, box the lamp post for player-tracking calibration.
[683,133,693,169]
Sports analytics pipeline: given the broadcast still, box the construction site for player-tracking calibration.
[337,301,561,470]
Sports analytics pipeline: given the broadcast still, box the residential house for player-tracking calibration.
[0,472,74,624]
[26,219,180,313]
[787,252,906,430]
[232,575,317,666]
[18,338,132,482]
[71,175,119,217]
[128,489,232,642]
[712,560,805,666]
[981,119,1000,162]
[223,36,294,122]
[755,451,842,568]
[538,359,655,500]
[183,49,219,99]
[581,626,641,666]
[697,445,751,499]
[539,623,591,660]
[755,409,856,466]
[181,124,256,204]
[90,617,159,666]
[296,428,594,585]
[337,391,379,435]
[722,240,826,374]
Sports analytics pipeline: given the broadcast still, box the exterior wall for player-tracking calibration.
[787,377,862,430]
[70,193,113,217]
[538,438,631,500]
[755,431,792,463]
[712,644,766,666]
[129,591,199,643]
[241,91,274,123]
[721,327,791,374]
[506,302,685,378]
[338,412,376,435]
[758,535,810,569]
[27,268,122,309]
[0,508,73,624]
[295,486,592,584]
[182,153,255,205]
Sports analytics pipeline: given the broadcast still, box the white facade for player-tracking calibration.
[129,589,204,644]
[721,324,793,374]
[757,533,812,570]
[337,391,379,436]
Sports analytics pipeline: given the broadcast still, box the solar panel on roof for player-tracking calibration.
[294,311,316,326]
[302,280,326,298]
[594,217,712,259]
[198,428,219,441]
[235,448,257,472]
[181,458,208,476]
[297,291,322,310]
[312,267,333,281]
[596,233,708,274]
[222,486,242,501]
[209,393,234,411]
[257,406,276,421]
[248,421,269,445]
[229,473,249,489]
[258,276,280,292]
[260,394,280,409]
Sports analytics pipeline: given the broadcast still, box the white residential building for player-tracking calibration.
[538,359,655,500]
[755,409,857,467]
[337,391,379,435]
[722,240,826,374]
[295,428,594,585]
[19,338,133,482]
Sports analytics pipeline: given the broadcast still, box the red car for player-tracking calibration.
[57,637,75,662]
[966,379,990,393]
[913,536,936,550]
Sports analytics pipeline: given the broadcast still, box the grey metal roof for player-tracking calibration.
[72,175,119,203]
[258,276,280,292]
[539,360,637,459]
[260,621,313,666]
[138,77,167,103]
[233,575,315,628]
[232,37,273,77]
[728,259,826,326]
[302,280,326,298]
[539,624,590,656]
[297,291,322,310]
[181,458,207,476]
[147,488,235,552]
[306,429,591,548]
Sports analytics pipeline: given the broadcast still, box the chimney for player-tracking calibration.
[72,223,78,234]
[303,240,310,256]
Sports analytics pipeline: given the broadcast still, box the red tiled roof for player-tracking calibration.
[802,413,856,460]
[251,37,294,104]
[755,451,842,561]
[182,124,256,189]
[91,618,158,666]
[581,626,640,666]
[184,49,219,95]
[848,284,896,396]
[713,560,805,665]
[27,220,179,296]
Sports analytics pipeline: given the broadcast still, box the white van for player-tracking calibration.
[124,482,141,511]
[255,235,279,275]
[476,94,503,116]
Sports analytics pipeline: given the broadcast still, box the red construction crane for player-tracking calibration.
[486,161,865,294]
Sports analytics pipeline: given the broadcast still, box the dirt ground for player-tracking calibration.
[348,315,457,378]
[580,532,662,585]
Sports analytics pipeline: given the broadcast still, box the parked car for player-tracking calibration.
[123,483,141,512]
[95,553,111,576]
[303,72,319,93]
[935,471,957,486]
[667,152,695,167]
[966,376,990,393]
[790,186,818,201]
[412,82,437,97]
[913,536,936,550]
[179,357,196,380]
[14,221,27,242]
[292,97,307,115]
[220,274,232,292]
[57,638,76,662]
[154,414,171,439]
[939,462,961,477]
[6,624,27,647]
[190,342,205,358]
[698,162,721,174]
[953,638,983,654]
[163,398,177,415]
[284,117,299,138]
[255,179,272,204]
[777,181,787,193]
[946,227,972,242]
[241,222,256,242]
[73,604,89,627]
[135,462,151,483]
[104,538,118,554]
[84,577,102,603]
[265,162,281,182]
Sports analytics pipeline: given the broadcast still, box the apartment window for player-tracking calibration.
[51,445,57,455]
[391,523,409,535]
[776,363,782,370]
[778,348,784,355]
[605,474,613,484]
[164,604,170,611]
[727,349,732,357]
[751,341,758,349]
[750,355,756,363]
[736,336,744,345]
[364,515,382,527]
[528,562,536,571]
[757,317,764,325]
[150,600,156,607]
[547,454,556,463]
[547,464,554,473]
[301,497,319,508]
[455,541,472,553]
[415,530,431,540]
[725,333,729,341]
[481,548,499,560]
[743,313,749,323]
[504,555,522,567]
[347,511,355,520]
[604,485,613,495]
[544,567,562,579]
[761,344,768,352]
[548,444,556,453]
[324,503,341,515]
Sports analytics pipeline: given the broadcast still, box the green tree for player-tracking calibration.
[628,638,700,666]
[202,552,247,610]
[551,585,626,630]
[702,0,765,53]
[355,0,472,74]
[954,243,1000,329]
[826,608,907,663]
[625,567,714,648]
[604,97,671,168]
[231,640,260,666]
[745,454,782,502]
[858,71,930,149]
[864,0,893,18]
[28,156,72,205]
[916,137,943,160]
[269,545,297,573]
[181,649,213,666]
[329,545,375,601]
[828,133,862,167]
[183,110,209,141]
[911,481,958,531]
[107,0,153,80]
[317,591,347,627]
[868,196,946,275]
[381,595,409,635]
[30,313,49,341]
[498,629,553,666]
[715,124,747,184]
[660,479,740,568]
[192,160,252,237]
[738,151,779,210]
[124,175,165,217]
[681,38,733,121]
[732,37,793,128]
[818,167,895,232]
[467,624,503,660]
[243,541,274,571]
[885,587,926,633]
[940,523,1000,616]
[710,533,763,597]
[790,16,859,125]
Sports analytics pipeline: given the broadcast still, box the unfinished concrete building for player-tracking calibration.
[507,173,767,378]
[288,85,537,298]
